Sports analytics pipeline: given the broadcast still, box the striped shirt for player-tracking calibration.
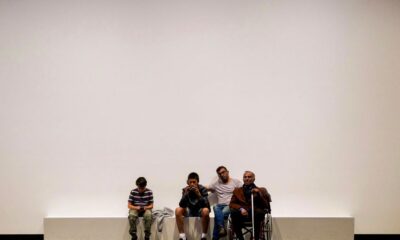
[128,188,154,207]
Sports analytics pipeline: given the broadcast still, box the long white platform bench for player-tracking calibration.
[44,216,354,240]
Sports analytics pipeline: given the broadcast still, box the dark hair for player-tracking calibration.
[216,166,227,173]
[136,177,147,188]
[187,172,199,182]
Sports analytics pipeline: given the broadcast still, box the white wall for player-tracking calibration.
[1,0,399,234]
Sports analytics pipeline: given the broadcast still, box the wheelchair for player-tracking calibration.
[226,187,272,240]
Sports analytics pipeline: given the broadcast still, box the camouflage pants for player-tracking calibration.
[128,209,153,238]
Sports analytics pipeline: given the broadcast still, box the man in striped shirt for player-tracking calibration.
[128,177,154,240]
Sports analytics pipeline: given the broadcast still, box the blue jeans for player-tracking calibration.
[213,204,230,239]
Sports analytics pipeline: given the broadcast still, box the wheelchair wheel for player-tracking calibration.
[264,214,272,240]
[226,217,235,240]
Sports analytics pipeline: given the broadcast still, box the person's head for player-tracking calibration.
[216,166,230,183]
[187,172,200,188]
[136,177,147,193]
[243,171,255,185]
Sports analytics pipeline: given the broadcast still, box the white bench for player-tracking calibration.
[44,216,354,240]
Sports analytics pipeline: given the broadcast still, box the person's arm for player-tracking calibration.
[128,201,140,210]
[198,185,209,207]
[230,188,248,216]
[144,203,154,210]
[179,187,189,208]
[128,190,140,210]
[205,186,215,193]
[259,187,269,208]
[235,179,242,188]
[229,188,243,210]
[145,191,154,210]
[206,180,216,193]
[252,187,269,209]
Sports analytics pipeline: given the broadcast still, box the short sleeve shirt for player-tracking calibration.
[128,188,154,207]
[209,178,242,205]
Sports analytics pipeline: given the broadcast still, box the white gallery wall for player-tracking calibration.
[1,0,399,235]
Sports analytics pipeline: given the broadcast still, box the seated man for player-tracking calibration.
[207,166,242,240]
[229,171,269,240]
[128,177,154,240]
[176,172,210,240]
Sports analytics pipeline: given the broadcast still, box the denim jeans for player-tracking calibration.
[213,204,230,239]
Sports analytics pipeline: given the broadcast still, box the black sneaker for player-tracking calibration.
[218,227,227,237]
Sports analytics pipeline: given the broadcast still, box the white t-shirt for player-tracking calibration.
[208,177,242,205]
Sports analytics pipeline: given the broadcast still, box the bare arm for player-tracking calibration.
[144,203,154,210]
[128,202,140,210]
[205,185,215,193]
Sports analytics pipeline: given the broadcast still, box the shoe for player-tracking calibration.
[218,227,227,237]
[131,234,137,240]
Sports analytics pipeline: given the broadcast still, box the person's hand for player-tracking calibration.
[133,205,141,211]
[240,208,248,216]
[251,188,260,195]
[183,186,191,195]
[192,186,201,197]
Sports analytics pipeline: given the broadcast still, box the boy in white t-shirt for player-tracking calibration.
[207,166,242,240]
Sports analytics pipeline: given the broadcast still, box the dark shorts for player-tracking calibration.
[185,208,204,217]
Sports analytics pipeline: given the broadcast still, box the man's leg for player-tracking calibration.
[213,204,229,239]
[128,210,139,240]
[143,209,153,240]
[253,209,266,240]
[229,208,244,240]
[175,207,186,239]
[212,204,223,239]
[220,205,230,235]
[201,207,210,239]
